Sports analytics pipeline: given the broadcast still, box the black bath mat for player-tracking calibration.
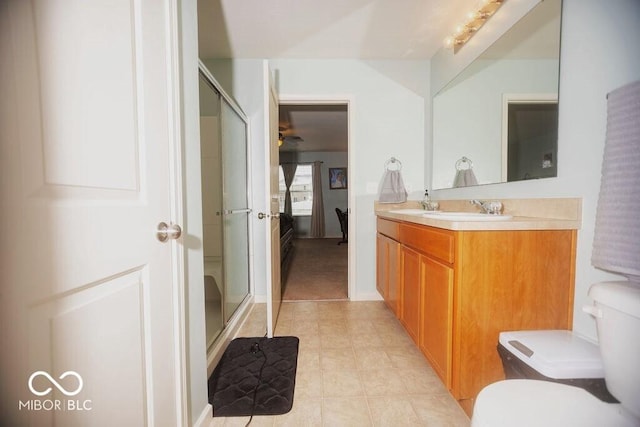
[208,336,299,417]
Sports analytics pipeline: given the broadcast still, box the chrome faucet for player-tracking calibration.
[471,199,503,215]
[420,190,440,211]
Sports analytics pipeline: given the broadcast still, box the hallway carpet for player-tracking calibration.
[282,238,348,301]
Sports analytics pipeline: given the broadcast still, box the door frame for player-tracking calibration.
[264,63,281,337]
[276,94,356,300]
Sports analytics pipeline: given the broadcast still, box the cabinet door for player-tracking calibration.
[377,234,401,315]
[387,238,401,316]
[376,233,389,300]
[419,256,454,387]
[401,246,421,344]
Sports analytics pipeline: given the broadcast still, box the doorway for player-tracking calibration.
[277,102,351,301]
[501,93,559,182]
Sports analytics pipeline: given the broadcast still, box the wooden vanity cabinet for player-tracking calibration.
[398,222,455,385]
[419,254,454,387]
[452,229,575,412]
[400,245,421,342]
[376,217,576,415]
[376,220,400,315]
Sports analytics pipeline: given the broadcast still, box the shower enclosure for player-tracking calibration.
[199,66,251,350]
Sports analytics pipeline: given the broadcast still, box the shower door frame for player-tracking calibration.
[198,62,254,350]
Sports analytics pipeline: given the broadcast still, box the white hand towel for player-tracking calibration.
[378,170,408,203]
[453,169,478,188]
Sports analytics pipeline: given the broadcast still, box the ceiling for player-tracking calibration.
[197,0,476,60]
[197,0,476,152]
[197,0,560,153]
[481,0,561,60]
[279,104,348,152]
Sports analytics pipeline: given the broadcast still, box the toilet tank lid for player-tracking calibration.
[499,330,605,379]
[589,281,640,317]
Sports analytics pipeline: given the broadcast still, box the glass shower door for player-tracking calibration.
[199,72,224,347]
[220,100,250,322]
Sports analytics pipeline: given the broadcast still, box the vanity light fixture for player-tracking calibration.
[445,0,505,53]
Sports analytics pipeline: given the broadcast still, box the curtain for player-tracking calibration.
[281,163,297,216]
[310,161,325,238]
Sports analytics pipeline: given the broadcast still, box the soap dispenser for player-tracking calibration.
[421,190,439,211]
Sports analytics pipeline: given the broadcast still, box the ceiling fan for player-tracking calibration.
[278,127,304,148]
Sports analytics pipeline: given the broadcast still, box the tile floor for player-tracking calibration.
[209,301,470,426]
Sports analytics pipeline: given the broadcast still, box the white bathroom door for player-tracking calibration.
[264,62,282,338]
[0,1,184,426]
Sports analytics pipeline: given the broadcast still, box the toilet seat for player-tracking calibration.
[472,380,638,427]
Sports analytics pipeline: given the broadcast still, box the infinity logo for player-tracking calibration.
[28,371,83,397]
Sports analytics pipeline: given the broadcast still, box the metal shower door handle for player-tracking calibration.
[156,222,182,242]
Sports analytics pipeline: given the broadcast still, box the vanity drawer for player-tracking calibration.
[377,218,400,240]
[399,223,454,264]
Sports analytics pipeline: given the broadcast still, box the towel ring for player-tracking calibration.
[455,156,473,171]
[384,157,402,171]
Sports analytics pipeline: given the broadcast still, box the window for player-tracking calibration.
[279,164,313,216]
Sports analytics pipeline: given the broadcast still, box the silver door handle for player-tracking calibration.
[271,212,280,219]
[157,222,182,242]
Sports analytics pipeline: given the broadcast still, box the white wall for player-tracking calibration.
[272,59,429,299]
[429,0,640,340]
[290,151,349,238]
[204,59,428,299]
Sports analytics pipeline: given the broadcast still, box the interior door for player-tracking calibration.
[264,62,281,337]
[0,1,183,426]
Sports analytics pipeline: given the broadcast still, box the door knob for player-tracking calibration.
[258,212,280,220]
[157,222,182,242]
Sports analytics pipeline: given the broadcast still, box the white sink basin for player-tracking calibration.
[422,211,513,221]
[388,209,429,215]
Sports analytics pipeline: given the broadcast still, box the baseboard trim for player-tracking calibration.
[255,291,381,303]
[193,403,212,427]
[351,291,383,301]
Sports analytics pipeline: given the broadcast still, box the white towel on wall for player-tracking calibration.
[378,170,407,203]
[453,169,478,188]
[592,80,640,282]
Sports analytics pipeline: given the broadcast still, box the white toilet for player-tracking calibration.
[472,281,640,427]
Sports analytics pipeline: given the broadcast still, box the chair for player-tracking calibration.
[335,208,348,245]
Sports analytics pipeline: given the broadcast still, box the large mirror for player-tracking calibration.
[432,0,562,189]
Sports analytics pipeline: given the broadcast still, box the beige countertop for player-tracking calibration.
[375,198,582,231]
